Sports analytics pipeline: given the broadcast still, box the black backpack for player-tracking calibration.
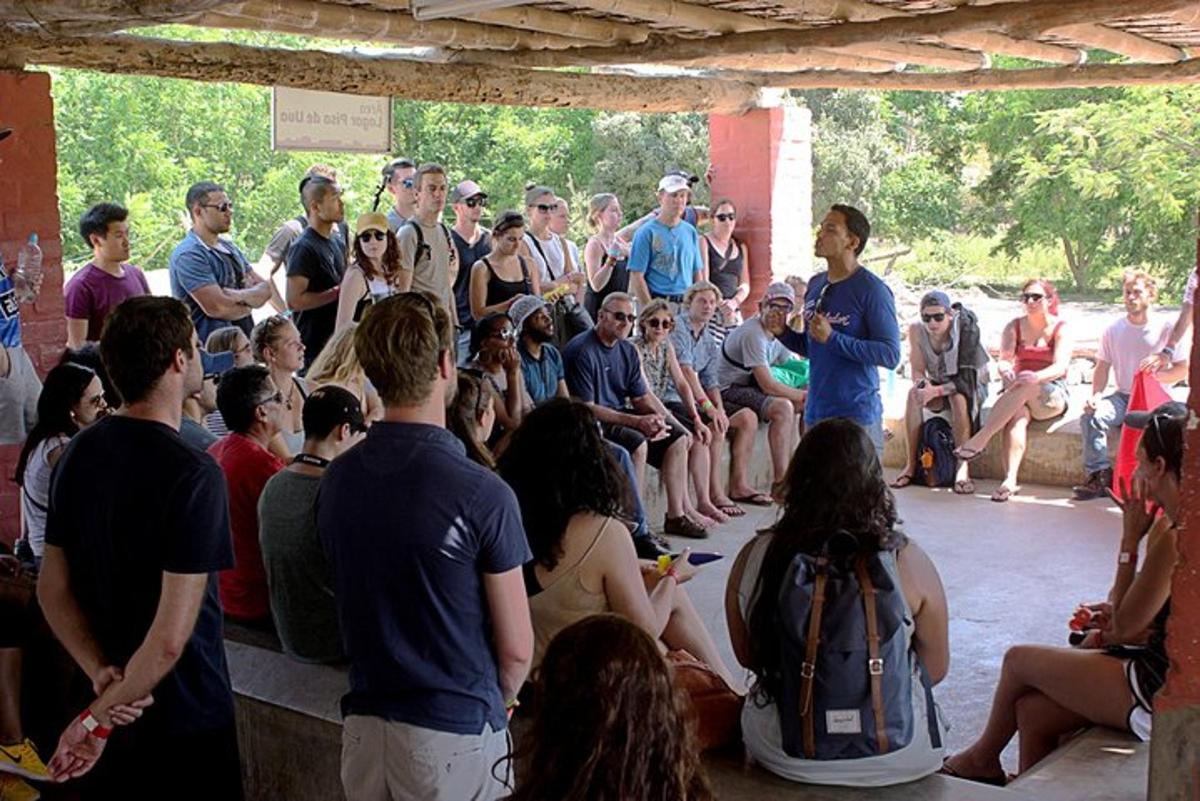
[913,417,957,488]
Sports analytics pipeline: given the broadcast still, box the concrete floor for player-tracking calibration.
[668,473,1124,773]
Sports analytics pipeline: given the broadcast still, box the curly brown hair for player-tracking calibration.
[352,228,401,285]
[507,614,712,801]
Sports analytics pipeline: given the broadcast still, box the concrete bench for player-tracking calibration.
[1006,727,1148,801]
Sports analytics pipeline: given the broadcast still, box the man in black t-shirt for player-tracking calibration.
[286,176,346,368]
[37,296,241,799]
[450,179,492,362]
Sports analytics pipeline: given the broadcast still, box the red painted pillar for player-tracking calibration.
[0,70,67,548]
[708,104,812,313]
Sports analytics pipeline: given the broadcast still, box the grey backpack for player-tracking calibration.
[777,543,939,760]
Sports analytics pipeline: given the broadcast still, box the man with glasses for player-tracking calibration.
[38,297,242,797]
[1074,271,1189,500]
[169,181,272,344]
[259,385,366,665]
[450,179,492,360]
[285,176,347,367]
[564,292,706,543]
[207,365,288,627]
[318,293,532,801]
[381,157,418,231]
[628,173,704,308]
[771,205,900,457]
[718,282,807,502]
[180,354,222,452]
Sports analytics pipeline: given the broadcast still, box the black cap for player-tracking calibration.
[1123,400,1187,430]
[302,385,367,440]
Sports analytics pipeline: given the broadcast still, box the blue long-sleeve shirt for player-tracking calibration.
[781,267,900,428]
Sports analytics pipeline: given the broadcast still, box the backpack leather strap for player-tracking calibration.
[855,557,890,755]
[801,557,829,759]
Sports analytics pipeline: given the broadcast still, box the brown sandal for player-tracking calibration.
[664,515,709,539]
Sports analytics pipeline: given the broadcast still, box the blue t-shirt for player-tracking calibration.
[784,267,900,427]
[628,219,702,299]
[168,230,255,344]
[0,269,22,348]
[316,423,530,734]
[519,340,564,406]
[562,329,647,410]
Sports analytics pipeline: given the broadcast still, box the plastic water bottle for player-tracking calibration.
[14,234,42,303]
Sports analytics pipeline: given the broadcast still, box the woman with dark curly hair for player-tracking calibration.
[508,614,713,801]
[725,418,949,785]
[497,399,738,689]
[335,212,403,330]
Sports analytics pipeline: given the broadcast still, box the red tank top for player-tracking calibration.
[1013,318,1062,373]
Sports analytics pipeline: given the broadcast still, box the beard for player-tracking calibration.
[527,326,554,344]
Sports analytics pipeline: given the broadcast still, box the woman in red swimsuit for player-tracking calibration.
[954,279,1071,502]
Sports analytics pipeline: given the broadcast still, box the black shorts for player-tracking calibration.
[665,401,698,434]
[602,421,685,469]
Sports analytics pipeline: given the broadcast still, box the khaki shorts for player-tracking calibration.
[341,716,510,801]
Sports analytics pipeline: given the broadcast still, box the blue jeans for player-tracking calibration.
[605,441,648,539]
[455,328,472,367]
[1082,391,1129,473]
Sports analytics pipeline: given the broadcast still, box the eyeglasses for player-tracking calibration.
[714,213,736,222]
[644,317,674,330]
[203,372,221,384]
[202,202,234,213]
[359,231,388,242]
[535,203,560,213]
[607,310,634,324]
[257,391,285,407]
[921,312,946,323]
[1021,292,1045,303]
[463,197,487,208]
[488,328,516,342]
[765,302,793,314]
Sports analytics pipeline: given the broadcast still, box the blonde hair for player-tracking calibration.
[307,324,365,390]
[683,280,720,308]
[587,193,619,230]
[637,298,672,334]
[1122,269,1158,299]
[355,292,454,407]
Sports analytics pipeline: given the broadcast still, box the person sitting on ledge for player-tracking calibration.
[891,290,989,495]
[507,614,713,801]
[446,370,497,470]
[942,401,1183,785]
[258,385,365,665]
[498,399,740,692]
[953,278,1072,503]
[727,418,949,787]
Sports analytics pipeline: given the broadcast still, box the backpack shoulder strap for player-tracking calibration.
[527,233,554,279]
[854,556,891,755]
[801,556,829,759]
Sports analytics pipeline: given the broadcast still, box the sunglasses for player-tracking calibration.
[488,328,516,342]
[535,203,560,213]
[644,317,674,330]
[607,310,634,324]
[202,202,234,213]
[203,372,222,384]
[921,312,946,323]
[400,178,414,189]
[1021,292,1045,303]
[359,231,388,242]
[257,391,285,407]
[464,196,487,208]
[714,213,736,222]
[814,281,833,314]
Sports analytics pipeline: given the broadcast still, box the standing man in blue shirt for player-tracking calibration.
[317,293,532,801]
[169,182,272,347]
[775,205,900,455]
[628,174,704,307]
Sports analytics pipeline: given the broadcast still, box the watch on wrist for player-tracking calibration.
[1160,345,1175,358]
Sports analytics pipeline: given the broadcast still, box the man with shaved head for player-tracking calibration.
[286,175,347,368]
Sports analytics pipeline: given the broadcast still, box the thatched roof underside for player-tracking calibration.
[4,0,1200,111]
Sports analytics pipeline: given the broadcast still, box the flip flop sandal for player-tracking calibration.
[938,759,1007,787]
[890,473,915,489]
[991,485,1016,503]
[953,479,976,495]
[729,492,773,507]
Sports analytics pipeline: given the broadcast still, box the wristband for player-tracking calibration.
[79,709,112,739]
[699,398,715,411]
[664,567,680,582]
[1118,551,1136,565]
[1160,345,1175,358]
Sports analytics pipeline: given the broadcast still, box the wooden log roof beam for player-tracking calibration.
[0,0,229,34]
[1044,22,1188,63]
[491,0,1200,68]
[192,0,591,50]
[1,28,763,113]
[466,6,649,44]
[837,42,987,71]
[745,57,1200,91]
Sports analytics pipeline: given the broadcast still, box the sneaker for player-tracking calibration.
[0,740,49,783]
[1072,468,1112,501]
[634,532,672,560]
[663,515,709,540]
[0,775,39,801]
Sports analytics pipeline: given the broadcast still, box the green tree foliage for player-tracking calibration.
[589,112,709,218]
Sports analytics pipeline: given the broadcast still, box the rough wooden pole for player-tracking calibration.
[3,30,763,114]
[0,0,228,34]
[489,0,1200,68]
[1045,22,1187,63]
[467,6,648,44]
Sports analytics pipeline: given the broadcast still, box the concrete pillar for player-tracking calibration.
[0,70,67,548]
[708,103,812,313]
[1149,251,1200,799]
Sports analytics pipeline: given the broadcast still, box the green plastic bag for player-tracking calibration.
[771,358,809,389]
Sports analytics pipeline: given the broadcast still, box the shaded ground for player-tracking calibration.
[674,475,1123,774]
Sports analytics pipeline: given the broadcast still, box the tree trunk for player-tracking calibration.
[1061,236,1090,290]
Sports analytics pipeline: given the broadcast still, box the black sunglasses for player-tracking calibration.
[359,231,388,242]
[607,310,634,324]
[814,281,833,314]
[644,317,674,330]
[535,203,560,213]
[203,372,222,384]
[714,213,736,222]
[1021,292,1045,303]
[257,391,285,407]
[202,202,233,213]
[921,312,946,323]
[464,196,488,208]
